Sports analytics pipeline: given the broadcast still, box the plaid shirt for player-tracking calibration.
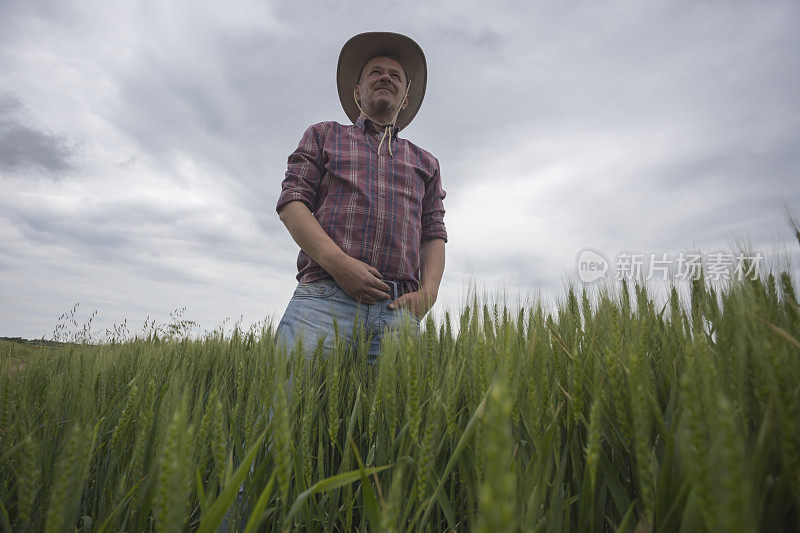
[276,115,447,295]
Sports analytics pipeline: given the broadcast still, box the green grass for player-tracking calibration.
[1,250,799,531]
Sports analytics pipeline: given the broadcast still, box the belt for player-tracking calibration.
[384,280,406,300]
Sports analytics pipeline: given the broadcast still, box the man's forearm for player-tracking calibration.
[419,238,445,301]
[278,201,347,274]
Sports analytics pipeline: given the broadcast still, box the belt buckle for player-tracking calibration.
[389,281,399,300]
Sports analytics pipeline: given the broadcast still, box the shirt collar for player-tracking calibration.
[355,114,400,138]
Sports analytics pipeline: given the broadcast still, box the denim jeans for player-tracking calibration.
[274,277,421,362]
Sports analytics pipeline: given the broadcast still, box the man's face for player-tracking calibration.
[354,56,409,120]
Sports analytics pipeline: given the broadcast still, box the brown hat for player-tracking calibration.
[337,32,427,131]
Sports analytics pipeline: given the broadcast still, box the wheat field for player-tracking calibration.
[1,242,799,531]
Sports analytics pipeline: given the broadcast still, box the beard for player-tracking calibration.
[370,94,395,117]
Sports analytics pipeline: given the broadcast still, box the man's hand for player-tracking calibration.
[330,255,392,305]
[388,287,437,320]
[279,201,390,304]
[389,238,445,320]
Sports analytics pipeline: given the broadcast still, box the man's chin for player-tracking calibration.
[371,99,394,117]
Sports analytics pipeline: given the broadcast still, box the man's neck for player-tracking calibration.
[362,103,401,128]
[361,116,396,137]
[366,113,394,128]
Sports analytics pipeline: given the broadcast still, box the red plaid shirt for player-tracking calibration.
[276,115,448,295]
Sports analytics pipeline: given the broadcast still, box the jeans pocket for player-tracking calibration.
[294,278,340,299]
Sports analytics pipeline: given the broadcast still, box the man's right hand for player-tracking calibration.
[330,255,392,304]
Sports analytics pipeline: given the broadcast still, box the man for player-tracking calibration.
[274,32,447,361]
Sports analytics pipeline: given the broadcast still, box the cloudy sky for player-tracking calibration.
[1,0,799,340]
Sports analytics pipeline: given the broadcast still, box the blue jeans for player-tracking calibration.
[274,278,421,362]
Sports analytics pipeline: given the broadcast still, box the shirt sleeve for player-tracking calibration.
[421,156,448,243]
[276,122,328,215]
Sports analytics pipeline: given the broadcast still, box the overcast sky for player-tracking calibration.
[1,0,799,340]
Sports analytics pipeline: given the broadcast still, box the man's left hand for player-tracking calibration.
[387,289,437,320]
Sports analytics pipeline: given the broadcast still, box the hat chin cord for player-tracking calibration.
[353,79,412,157]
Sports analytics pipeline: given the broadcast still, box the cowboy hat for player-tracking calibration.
[337,32,427,131]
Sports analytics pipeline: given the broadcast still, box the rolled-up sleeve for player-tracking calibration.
[421,157,448,243]
[276,122,328,215]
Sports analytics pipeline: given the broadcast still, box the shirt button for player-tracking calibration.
[380,193,385,198]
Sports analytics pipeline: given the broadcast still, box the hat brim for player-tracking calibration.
[337,32,427,132]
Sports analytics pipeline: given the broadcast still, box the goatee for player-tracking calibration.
[372,97,394,117]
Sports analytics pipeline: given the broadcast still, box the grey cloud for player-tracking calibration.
[428,20,502,51]
[414,1,800,181]
[642,140,800,194]
[3,208,206,287]
[0,93,73,175]
[104,39,306,212]
[0,126,73,173]
[0,0,79,31]
[1,195,290,284]
[448,248,558,291]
